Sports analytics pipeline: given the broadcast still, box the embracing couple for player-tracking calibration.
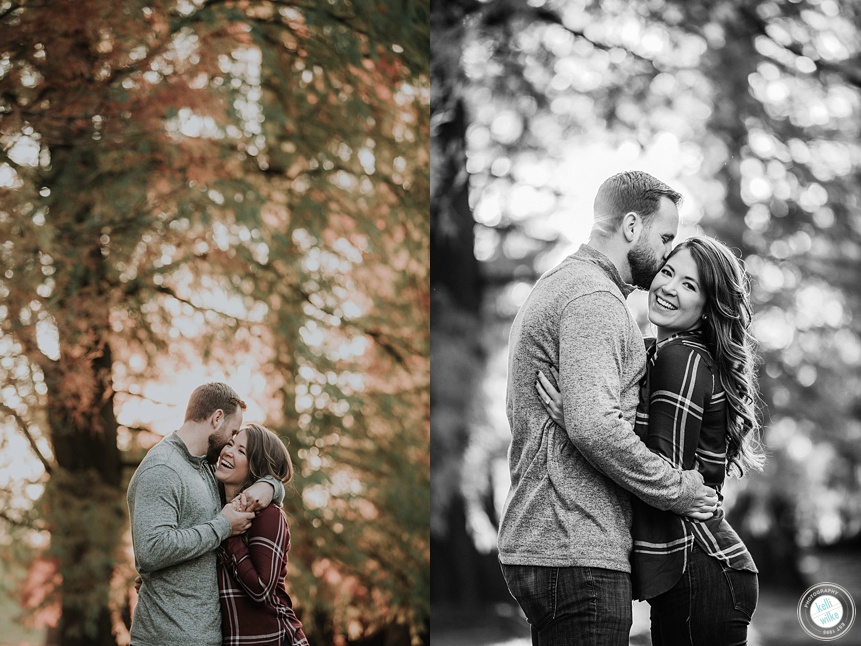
[127,382,309,646]
[498,171,765,645]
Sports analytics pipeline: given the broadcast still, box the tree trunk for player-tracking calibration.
[429,10,488,605]
[43,241,124,646]
[431,95,480,315]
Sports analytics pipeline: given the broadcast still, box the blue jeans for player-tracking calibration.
[500,562,632,645]
[649,543,758,646]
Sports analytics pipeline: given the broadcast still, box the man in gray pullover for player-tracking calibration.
[498,171,718,645]
[128,382,285,646]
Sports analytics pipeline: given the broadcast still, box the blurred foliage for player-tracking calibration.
[0,1,429,644]
[432,0,861,603]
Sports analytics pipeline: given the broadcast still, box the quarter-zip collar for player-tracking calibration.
[572,244,637,298]
[165,432,210,468]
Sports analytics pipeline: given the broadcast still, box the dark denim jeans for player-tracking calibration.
[649,543,759,646]
[500,562,632,645]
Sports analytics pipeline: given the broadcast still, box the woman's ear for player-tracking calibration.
[621,211,641,243]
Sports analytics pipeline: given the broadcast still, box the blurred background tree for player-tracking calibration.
[431,0,861,642]
[0,1,428,645]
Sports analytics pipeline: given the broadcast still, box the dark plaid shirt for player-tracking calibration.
[631,330,757,600]
[218,505,309,646]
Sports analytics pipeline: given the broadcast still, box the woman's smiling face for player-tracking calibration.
[214,429,250,486]
[648,248,707,338]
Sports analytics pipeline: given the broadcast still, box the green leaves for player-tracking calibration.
[1,1,428,643]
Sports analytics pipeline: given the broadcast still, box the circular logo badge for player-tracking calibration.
[797,582,856,641]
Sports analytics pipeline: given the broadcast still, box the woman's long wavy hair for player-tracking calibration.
[233,423,295,494]
[667,236,766,477]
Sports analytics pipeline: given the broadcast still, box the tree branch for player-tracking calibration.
[739,5,861,90]
[291,284,414,366]
[154,284,247,323]
[0,145,24,173]
[104,0,239,87]
[0,507,41,530]
[526,6,660,72]
[271,1,373,40]
[119,424,158,434]
[0,402,53,475]
[241,255,421,365]
[0,2,23,22]
[114,389,176,407]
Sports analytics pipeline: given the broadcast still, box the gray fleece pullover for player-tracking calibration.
[128,432,284,646]
[498,244,700,572]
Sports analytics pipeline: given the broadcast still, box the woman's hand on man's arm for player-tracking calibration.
[535,368,565,427]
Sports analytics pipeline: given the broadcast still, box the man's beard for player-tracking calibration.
[628,240,663,291]
[206,433,229,465]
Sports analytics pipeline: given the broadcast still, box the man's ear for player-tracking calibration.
[621,211,641,243]
[210,409,224,428]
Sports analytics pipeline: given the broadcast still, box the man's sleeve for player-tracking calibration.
[558,292,697,513]
[130,464,231,573]
[258,476,285,506]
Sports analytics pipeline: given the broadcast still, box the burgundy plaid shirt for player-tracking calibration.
[631,330,757,600]
[217,505,309,646]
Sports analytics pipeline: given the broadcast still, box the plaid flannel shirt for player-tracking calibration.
[218,505,309,646]
[631,329,757,601]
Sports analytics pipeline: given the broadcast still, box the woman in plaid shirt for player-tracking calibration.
[214,423,310,646]
[538,236,766,645]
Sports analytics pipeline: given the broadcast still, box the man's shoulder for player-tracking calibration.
[128,443,185,503]
[540,255,624,300]
[134,440,187,479]
[520,258,630,333]
[141,437,178,461]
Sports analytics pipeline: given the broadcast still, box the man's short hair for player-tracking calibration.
[184,382,247,422]
[592,170,682,236]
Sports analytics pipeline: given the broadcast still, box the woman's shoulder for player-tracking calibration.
[654,334,716,372]
[252,503,288,529]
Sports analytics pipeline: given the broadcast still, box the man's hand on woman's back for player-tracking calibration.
[680,470,719,521]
